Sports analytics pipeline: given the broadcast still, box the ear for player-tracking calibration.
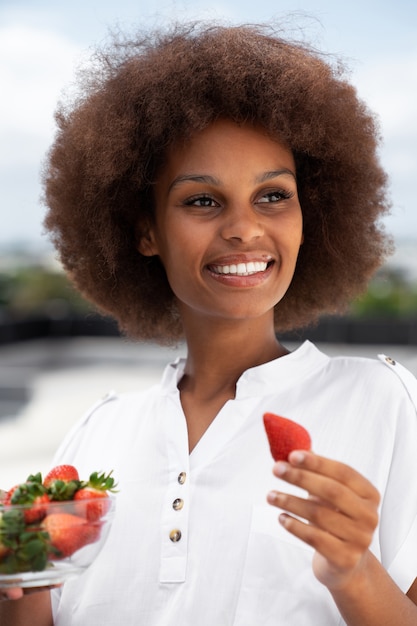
[136,220,159,257]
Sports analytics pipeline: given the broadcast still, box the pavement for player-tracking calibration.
[0,337,416,489]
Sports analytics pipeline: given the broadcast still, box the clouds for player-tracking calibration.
[352,50,417,233]
[0,0,416,246]
[354,51,417,168]
[0,19,84,242]
[0,23,82,165]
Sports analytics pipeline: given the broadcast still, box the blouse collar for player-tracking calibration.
[160,340,329,398]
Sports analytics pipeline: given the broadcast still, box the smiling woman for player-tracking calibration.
[138,119,303,327]
[2,20,417,626]
[42,22,391,342]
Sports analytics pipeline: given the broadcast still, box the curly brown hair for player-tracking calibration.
[42,22,392,343]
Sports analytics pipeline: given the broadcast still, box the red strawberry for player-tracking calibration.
[43,465,79,487]
[74,488,109,522]
[4,481,50,524]
[263,413,312,461]
[43,465,81,501]
[22,494,51,525]
[42,513,101,558]
[74,471,117,522]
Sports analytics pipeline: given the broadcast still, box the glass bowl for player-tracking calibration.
[0,497,115,588]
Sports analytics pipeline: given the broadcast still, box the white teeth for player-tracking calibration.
[212,261,268,275]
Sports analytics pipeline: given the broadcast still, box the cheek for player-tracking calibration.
[156,238,196,292]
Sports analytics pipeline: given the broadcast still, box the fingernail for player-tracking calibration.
[289,450,305,464]
[267,491,276,504]
[279,513,290,527]
[273,461,288,476]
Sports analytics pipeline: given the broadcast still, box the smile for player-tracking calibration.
[210,261,269,276]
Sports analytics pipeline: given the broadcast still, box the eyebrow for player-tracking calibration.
[168,175,219,193]
[256,169,296,183]
[168,169,296,193]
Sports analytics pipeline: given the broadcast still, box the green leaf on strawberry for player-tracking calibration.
[85,471,118,493]
[0,510,50,573]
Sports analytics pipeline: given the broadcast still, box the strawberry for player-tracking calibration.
[4,476,50,524]
[43,465,81,501]
[42,513,101,558]
[22,494,51,525]
[74,488,109,522]
[263,412,312,461]
[43,465,80,486]
[74,471,117,522]
[3,485,19,507]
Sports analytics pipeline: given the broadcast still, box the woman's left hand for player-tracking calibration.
[267,451,380,591]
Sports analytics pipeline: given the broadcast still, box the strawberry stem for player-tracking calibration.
[86,471,118,493]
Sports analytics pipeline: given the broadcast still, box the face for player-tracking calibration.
[138,119,303,326]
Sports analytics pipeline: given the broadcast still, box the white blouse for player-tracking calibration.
[51,341,417,625]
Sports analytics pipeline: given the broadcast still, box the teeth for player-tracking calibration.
[212,261,268,276]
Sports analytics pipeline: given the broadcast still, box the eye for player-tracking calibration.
[184,195,219,208]
[257,189,294,203]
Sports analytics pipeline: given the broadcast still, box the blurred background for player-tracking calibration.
[1,0,416,486]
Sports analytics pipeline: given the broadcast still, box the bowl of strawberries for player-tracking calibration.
[0,465,116,588]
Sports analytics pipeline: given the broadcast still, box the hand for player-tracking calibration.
[0,585,60,602]
[0,588,24,602]
[267,450,380,591]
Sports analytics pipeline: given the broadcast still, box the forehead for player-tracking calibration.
[159,119,295,180]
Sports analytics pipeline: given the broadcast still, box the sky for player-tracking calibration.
[1,0,416,250]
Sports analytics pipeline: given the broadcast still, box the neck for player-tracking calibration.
[177,310,289,452]
[180,313,288,399]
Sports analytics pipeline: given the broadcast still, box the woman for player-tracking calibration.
[1,22,416,625]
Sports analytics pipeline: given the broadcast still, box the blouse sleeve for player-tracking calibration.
[377,355,417,593]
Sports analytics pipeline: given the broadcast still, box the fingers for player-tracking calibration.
[0,584,59,602]
[266,451,381,589]
[267,451,380,549]
[278,511,373,580]
[271,450,380,517]
[268,491,372,545]
[0,587,24,602]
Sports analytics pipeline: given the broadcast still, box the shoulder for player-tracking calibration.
[52,356,184,467]
[79,385,160,427]
[52,384,163,466]
[375,353,417,408]
[305,342,417,412]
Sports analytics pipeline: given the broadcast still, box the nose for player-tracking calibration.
[220,204,264,243]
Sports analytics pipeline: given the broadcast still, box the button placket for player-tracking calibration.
[159,396,190,583]
[160,467,189,582]
[168,471,187,542]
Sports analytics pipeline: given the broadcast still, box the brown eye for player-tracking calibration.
[185,195,218,207]
[257,190,293,203]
